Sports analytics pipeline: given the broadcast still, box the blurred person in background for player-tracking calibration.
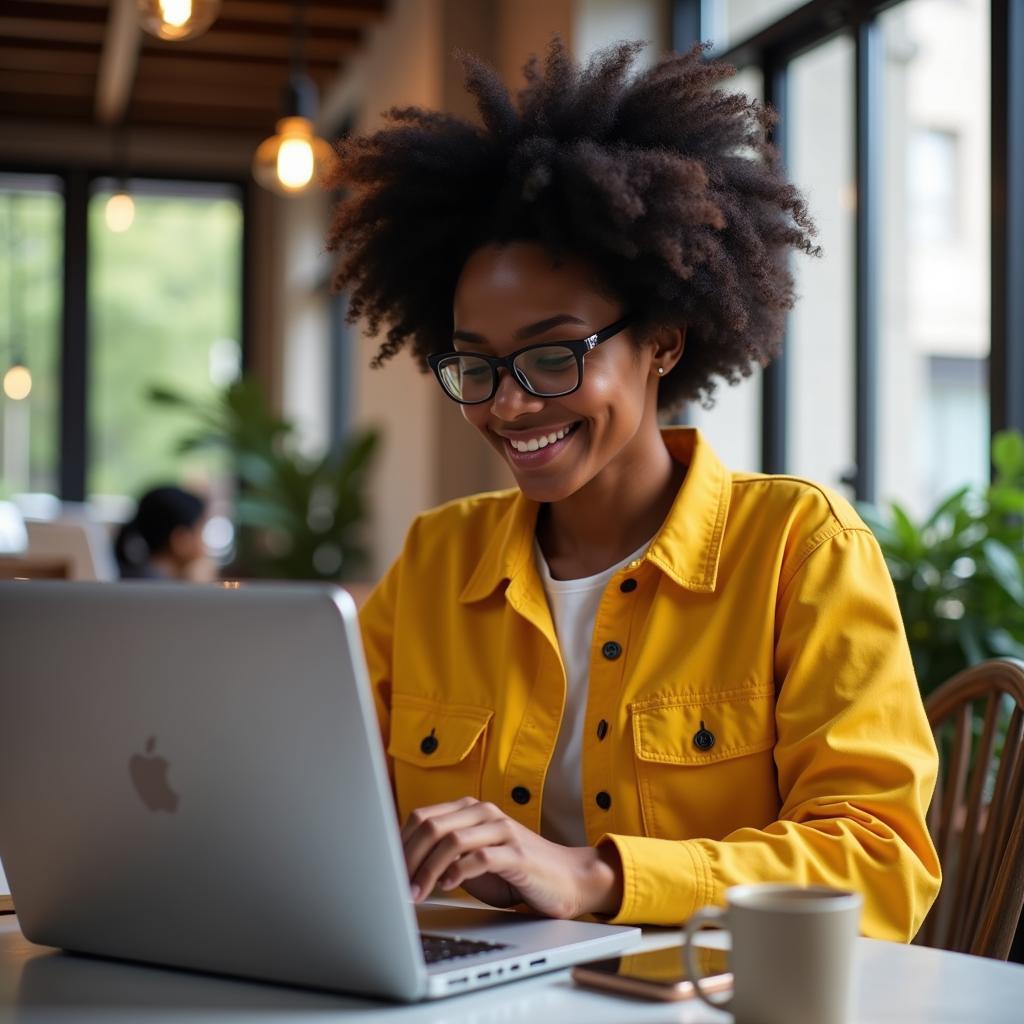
[114,485,214,582]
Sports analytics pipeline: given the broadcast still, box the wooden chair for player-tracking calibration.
[916,658,1024,960]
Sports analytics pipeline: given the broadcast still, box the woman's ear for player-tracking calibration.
[651,323,686,377]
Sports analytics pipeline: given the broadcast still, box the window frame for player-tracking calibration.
[674,0,1024,495]
[0,163,251,502]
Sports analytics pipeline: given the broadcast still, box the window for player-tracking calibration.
[0,176,63,499]
[877,0,990,516]
[704,0,808,52]
[87,180,243,512]
[907,128,961,244]
[683,63,765,474]
[785,35,857,495]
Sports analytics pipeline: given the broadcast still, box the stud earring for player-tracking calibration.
[657,366,665,376]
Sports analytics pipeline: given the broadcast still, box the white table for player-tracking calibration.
[1,912,1022,1024]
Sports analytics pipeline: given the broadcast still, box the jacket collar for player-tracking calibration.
[459,427,732,603]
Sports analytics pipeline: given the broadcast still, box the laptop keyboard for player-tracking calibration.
[420,933,510,964]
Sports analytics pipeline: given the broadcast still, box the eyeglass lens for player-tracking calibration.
[439,345,579,402]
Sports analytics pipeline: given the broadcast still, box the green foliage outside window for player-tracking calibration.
[859,430,1024,698]
[89,189,242,500]
[0,185,62,498]
[149,379,379,581]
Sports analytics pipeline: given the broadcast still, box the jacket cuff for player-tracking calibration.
[596,833,716,926]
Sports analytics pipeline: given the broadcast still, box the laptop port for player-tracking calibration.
[476,970,491,980]
[529,958,546,967]
[448,976,469,986]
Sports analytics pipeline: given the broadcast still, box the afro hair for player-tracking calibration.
[326,39,819,410]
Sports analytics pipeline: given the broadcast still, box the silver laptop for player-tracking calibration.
[0,581,639,1001]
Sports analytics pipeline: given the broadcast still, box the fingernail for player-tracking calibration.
[410,884,421,902]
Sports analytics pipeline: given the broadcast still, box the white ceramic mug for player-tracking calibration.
[683,884,862,1024]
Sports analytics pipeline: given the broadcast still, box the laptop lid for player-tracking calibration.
[0,581,427,999]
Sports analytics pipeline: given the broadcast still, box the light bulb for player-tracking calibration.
[3,365,31,401]
[277,137,315,190]
[160,0,192,28]
[105,193,135,232]
[136,0,220,41]
[252,117,336,197]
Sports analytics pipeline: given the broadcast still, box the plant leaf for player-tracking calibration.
[980,539,1024,606]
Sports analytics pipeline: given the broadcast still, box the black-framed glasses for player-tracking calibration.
[426,315,633,405]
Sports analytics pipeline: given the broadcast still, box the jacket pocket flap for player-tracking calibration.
[388,694,493,768]
[630,685,776,765]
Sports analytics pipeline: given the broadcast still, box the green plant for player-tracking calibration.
[149,379,379,581]
[858,431,1024,698]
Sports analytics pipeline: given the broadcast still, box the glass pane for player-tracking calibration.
[785,35,856,494]
[877,0,990,517]
[686,62,765,473]
[686,369,762,473]
[0,175,63,499]
[88,181,243,509]
[706,0,808,52]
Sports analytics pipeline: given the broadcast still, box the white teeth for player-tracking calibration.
[509,425,573,453]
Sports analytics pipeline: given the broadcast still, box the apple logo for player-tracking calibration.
[129,736,180,813]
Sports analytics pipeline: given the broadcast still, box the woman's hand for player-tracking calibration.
[401,797,623,919]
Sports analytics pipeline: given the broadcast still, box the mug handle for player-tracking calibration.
[683,906,733,1011]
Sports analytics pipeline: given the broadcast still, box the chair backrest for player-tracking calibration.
[916,658,1024,960]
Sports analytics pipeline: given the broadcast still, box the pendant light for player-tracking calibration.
[2,358,31,402]
[136,0,221,42]
[3,197,30,402]
[252,0,334,197]
[105,129,135,233]
[105,188,135,233]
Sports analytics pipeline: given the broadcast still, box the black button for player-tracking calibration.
[420,730,438,755]
[511,786,531,805]
[601,641,622,660]
[595,791,612,810]
[619,578,638,593]
[693,721,715,752]
[596,719,609,740]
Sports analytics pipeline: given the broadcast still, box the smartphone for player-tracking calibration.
[571,944,732,1002]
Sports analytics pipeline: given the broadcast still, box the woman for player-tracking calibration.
[328,41,940,939]
[115,485,210,581]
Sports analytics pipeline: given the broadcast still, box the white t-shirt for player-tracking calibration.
[535,538,650,847]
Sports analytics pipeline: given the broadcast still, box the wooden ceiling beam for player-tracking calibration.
[0,70,93,98]
[136,49,339,71]
[124,101,277,132]
[0,46,96,74]
[95,0,141,125]
[139,33,354,61]
[219,0,387,30]
[0,17,105,44]
[0,1,106,23]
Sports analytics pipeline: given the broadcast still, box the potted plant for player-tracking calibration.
[148,379,379,581]
[857,431,1024,699]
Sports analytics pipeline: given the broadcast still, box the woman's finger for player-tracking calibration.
[403,801,506,882]
[409,819,514,902]
[399,796,477,846]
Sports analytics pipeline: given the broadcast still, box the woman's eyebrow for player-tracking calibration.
[452,314,587,347]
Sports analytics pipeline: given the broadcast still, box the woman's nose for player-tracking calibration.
[489,369,545,419]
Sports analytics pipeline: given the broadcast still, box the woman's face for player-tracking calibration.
[451,242,663,504]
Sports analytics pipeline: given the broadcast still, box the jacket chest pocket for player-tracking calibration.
[630,686,780,841]
[388,694,493,821]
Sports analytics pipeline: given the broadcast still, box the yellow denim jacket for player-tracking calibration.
[359,427,941,939]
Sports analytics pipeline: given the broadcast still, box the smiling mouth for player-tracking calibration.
[499,421,581,464]
[505,422,580,452]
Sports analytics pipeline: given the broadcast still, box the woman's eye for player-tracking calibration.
[536,354,574,370]
[461,364,490,378]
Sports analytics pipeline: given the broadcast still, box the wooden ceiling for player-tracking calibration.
[0,0,388,134]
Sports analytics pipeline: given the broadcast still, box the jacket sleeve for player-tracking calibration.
[598,526,942,940]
